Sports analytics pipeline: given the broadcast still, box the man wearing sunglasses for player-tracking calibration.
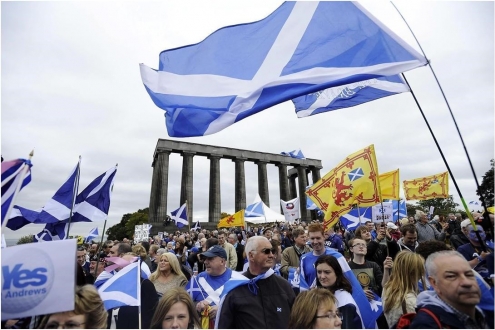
[216,236,295,329]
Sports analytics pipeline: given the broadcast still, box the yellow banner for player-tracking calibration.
[306,145,381,232]
[217,209,245,228]
[403,171,449,200]
[379,169,400,200]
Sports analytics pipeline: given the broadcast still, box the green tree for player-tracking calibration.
[406,202,423,217]
[477,159,494,207]
[220,212,231,220]
[17,234,34,245]
[416,195,459,216]
[106,208,149,241]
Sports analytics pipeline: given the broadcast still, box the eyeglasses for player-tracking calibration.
[315,311,343,321]
[46,321,85,329]
[352,243,366,248]
[107,245,113,248]
[260,248,277,255]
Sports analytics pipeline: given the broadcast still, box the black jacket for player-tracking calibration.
[234,244,245,272]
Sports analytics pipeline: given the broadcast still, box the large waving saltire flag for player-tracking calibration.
[293,75,409,117]
[379,169,400,200]
[389,199,407,221]
[98,262,140,310]
[244,195,265,218]
[140,2,426,137]
[7,161,80,230]
[403,171,449,200]
[1,158,33,224]
[171,202,188,228]
[340,206,372,230]
[307,145,382,232]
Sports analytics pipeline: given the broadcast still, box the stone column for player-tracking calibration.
[276,162,290,213]
[256,161,270,207]
[297,166,310,222]
[288,172,298,199]
[208,155,222,223]
[149,150,170,224]
[311,166,322,184]
[233,158,247,212]
[180,152,194,226]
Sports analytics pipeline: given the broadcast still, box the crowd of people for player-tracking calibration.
[3,209,493,329]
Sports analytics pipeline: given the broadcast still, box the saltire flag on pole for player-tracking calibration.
[244,195,265,218]
[1,158,33,225]
[340,206,372,230]
[293,75,409,117]
[32,166,117,242]
[403,171,449,200]
[280,197,300,223]
[98,262,140,310]
[7,161,80,230]
[140,2,426,137]
[84,227,99,243]
[388,199,407,221]
[280,149,305,159]
[218,210,245,228]
[192,221,201,231]
[172,202,188,228]
[307,145,382,232]
[379,169,400,200]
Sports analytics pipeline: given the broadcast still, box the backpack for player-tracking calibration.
[394,301,443,329]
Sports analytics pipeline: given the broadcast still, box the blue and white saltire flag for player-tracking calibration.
[7,162,80,230]
[245,195,265,218]
[84,227,99,243]
[281,149,305,159]
[287,267,300,289]
[140,2,426,137]
[469,200,480,208]
[192,221,201,231]
[1,158,33,224]
[98,262,140,310]
[370,291,384,322]
[340,206,372,230]
[171,202,188,228]
[34,223,69,242]
[293,75,409,117]
[389,199,407,221]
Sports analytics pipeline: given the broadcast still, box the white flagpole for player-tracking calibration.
[66,155,81,238]
[2,150,34,231]
[137,257,142,330]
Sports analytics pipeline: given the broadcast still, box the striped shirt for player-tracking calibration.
[415,222,446,243]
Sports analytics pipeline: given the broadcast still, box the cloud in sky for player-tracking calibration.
[2,1,493,240]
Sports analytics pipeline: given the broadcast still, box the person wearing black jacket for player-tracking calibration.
[228,233,245,272]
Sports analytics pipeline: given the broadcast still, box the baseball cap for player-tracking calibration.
[91,252,107,262]
[461,219,471,228]
[386,222,398,230]
[189,247,199,253]
[200,245,227,259]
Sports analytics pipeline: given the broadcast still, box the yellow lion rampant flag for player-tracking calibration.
[217,209,245,228]
[379,169,400,200]
[306,145,382,232]
[403,171,449,200]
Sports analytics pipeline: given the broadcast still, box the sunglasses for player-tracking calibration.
[260,248,277,255]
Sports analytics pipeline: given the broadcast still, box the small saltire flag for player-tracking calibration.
[84,227,99,243]
[403,171,449,200]
[7,161,80,230]
[293,75,410,117]
[280,197,300,222]
[192,221,201,231]
[218,210,245,228]
[140,2,426,137]
[469,200,480,206]
[281,149,305,159]
[245,195,265,218]
[388,199,407,221]
[1,158,33,224]
[379,169,400,200]
[171,202,188,228]
[340,206,372,230]
[306,145,382,232]
[98,262,140,310]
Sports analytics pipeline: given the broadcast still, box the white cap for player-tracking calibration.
[386,222,398,230]
[461,219,471,228]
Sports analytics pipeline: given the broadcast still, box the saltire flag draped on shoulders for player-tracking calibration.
[140,1,426,137]
[1,158,33,224]
[84,227,99,243]
[293,75,409,117]
[244,195,265,218]
[403,171,449,200]
[7,161,80,230]
[32,166,117,242]
[379,169,400,200]
[171,202,188,228]
[340,206,372,230]
[218,209,245,228]
[306,145,382,232]
[280,149,305,159]
[98,262,140,310]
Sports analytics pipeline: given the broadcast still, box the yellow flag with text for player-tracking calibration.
[403,171,449,200]
[217,209,245,228]
[379,169,400,200]
[306,145,382,232]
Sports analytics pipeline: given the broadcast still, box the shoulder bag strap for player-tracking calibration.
[419,308,443,329]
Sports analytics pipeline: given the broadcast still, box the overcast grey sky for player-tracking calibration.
[2,1,493,240]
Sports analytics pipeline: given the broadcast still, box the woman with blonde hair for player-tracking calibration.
[288,288,342,329]
[381,251,426,328]
[150,287,200,329]
[150,252,188,296]
[39,285,107,329]
[132,244,148,261]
